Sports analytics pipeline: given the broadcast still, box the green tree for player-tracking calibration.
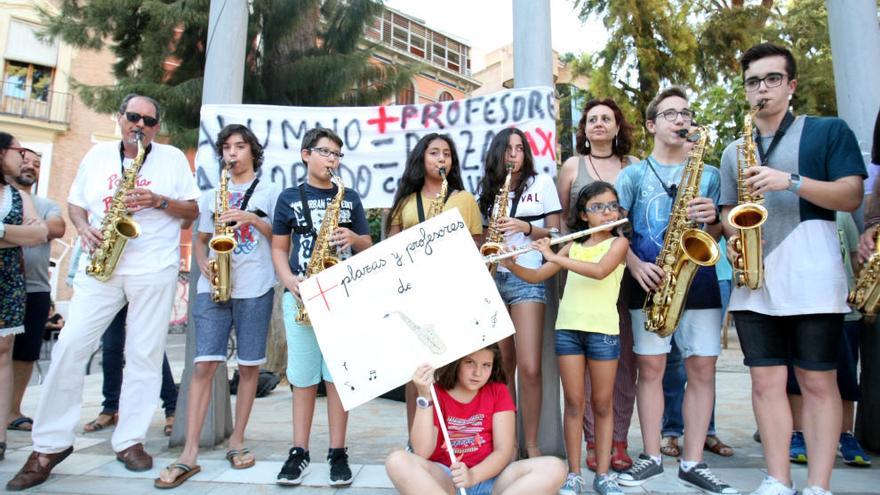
[39,0,417,147]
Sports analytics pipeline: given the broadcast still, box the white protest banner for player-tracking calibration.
[298,209,515,411]
[195,86,557,208]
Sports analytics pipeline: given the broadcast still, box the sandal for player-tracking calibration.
[225,447,256,470]
[660,436,681,457]
[585,441,598,471]
[154,463,201,489]
[610,440,633,472]
[164,416,175,437]
[0,441,6,461]
[83,413,117,433]
[8,416,33,431]
[704,435,734,457]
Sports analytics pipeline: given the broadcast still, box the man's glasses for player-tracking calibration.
[124,111,159,127]
[655,109,693,122]
[584,201,620,214]
[744,72,786,92]
[6,146,34,159]
[310,147,344,159]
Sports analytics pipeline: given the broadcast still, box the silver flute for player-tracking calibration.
[483,218,628,264]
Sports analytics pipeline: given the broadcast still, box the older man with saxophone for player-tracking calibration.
[7,94,200,491]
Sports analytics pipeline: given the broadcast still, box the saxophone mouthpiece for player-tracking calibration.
[438,167,447,178]
[224,159,237,169]
[676,129,689,139]
[134,129,144,142]
[756,99,767,110]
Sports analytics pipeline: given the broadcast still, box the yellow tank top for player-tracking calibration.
[555,237,624,335]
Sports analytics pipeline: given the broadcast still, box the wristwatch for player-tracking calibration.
[158,197,169,210]
[416,396,434,409]
[786,173,802,193]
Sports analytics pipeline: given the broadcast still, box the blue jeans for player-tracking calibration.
[662,339,716,437]
[100,305,178,416]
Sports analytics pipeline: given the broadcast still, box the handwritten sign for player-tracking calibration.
[299,209,515,410]
[195,86,557,208]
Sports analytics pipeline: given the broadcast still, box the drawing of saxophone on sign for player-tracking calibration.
[384,311,447,354]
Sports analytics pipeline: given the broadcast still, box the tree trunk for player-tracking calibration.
[264,285,288,381]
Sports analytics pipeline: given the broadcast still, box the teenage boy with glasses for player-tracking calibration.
[719,42,865,495]
[615,86,737,495]
[271,127,372,487]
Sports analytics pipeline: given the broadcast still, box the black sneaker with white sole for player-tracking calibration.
[678,462,740,495]
[328,447,353,486]
[618,453,663,486]
[277,447,310,485]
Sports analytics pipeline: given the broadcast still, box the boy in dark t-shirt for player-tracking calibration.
[271,127,372,487]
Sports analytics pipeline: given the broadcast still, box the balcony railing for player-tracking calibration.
[0,81,72,125]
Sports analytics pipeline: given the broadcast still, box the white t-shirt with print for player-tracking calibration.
[493,173,562,270]
[196,177,280,299]
[68,141,201,276]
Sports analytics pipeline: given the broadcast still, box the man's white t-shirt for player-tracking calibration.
[492,173,562,271]
[68,141,201,276]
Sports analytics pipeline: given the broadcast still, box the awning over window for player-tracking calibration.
[5,20,58,67]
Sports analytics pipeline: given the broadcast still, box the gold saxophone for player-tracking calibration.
[86,131,146,281]
[425,167,448,219]
[208,160,237,303]
[644,127,721,337]
[849,229,880,316]
[728,101,768,289]
[480,163,513,276]
[296,169,345,325]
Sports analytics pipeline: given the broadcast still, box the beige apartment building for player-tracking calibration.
[1,0,120,305]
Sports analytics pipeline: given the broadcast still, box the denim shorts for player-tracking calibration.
[193,289,274,365]
[282,291,333,387]
[555,330,620,360]
[435,462,495,495]
[494,271,545,306]
[785,319,862,399]
[631,308,722,357]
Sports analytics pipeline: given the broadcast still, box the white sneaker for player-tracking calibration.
[749,475,796,495]
[802,486,832,495]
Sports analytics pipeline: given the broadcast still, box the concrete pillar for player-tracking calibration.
[826,0,880,452]
[512,0,565,457]
[170,0,248,447]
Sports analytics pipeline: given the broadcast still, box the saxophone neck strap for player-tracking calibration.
[755,111,795,166]
[238,178,260,211]
[645,156,679,199]
[117,141,153,175]
[415,187,453,223]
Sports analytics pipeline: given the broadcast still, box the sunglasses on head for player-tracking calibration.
[124,111,159,127]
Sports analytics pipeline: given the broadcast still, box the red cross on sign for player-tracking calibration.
[367,106,400,134]
[305,277,340,312]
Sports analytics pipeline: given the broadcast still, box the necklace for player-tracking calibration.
[589,150,613,159]
[588,154,622,182]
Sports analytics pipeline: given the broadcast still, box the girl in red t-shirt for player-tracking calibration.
[385,345,566,494]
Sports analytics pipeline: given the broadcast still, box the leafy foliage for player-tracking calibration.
[568,0,875,164]
[39,0,418,148]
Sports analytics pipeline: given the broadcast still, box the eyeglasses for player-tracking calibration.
[124,111,159,127]
[744,72,786,92]
[310,147,344,159]
[654,109,693,122]
[584,201,620,214]
[6,146,32,160]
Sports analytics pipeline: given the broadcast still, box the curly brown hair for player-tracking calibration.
[434,344,506,391]
[575,98,634,157]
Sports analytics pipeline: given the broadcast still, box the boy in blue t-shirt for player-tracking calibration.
[271,127,372,487]
[616,87,736,495]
